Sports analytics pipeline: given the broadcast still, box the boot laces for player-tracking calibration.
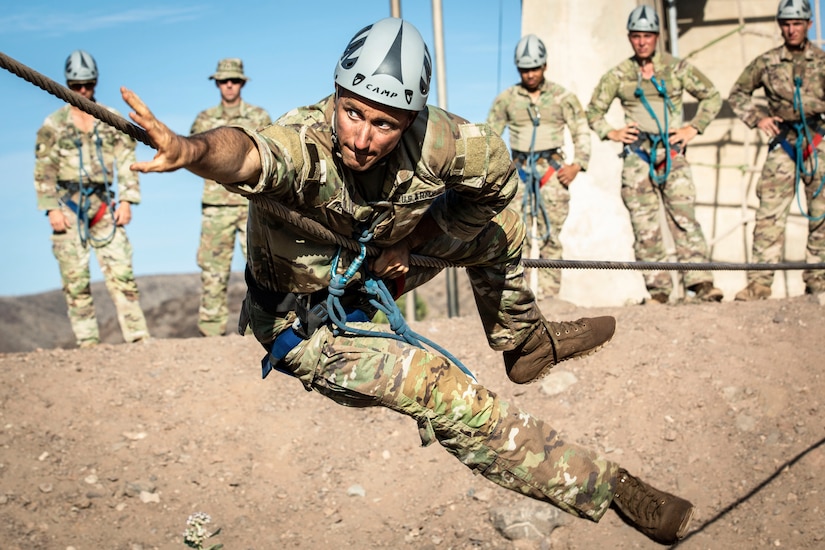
[546,319,587,337]
[620,473,664,524]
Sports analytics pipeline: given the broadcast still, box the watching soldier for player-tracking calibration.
[586,5,724,304]
[729,0,825,300]
[191,58,272,336]
[487,34,591,298]
[33,50,149,348]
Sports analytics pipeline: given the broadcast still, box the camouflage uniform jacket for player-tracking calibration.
[486,79,591,169]
[587,51,721,139]
[34,104,140,211]
[729,42,825,135]
[228,94,517,320]
[190,100,272,206]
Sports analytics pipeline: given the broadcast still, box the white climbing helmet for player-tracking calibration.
[627,5,661,33]
[64,50,98,82]
[514,34,547,69]
[334,17,432,111]
[777,0,812,20]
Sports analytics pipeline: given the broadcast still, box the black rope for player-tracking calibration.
[521,258,825,272]
[6,50,824,275]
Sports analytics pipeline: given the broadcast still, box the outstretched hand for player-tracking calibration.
[121,87,189,174]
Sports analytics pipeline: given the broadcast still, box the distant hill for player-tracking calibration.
[0,272,247,353]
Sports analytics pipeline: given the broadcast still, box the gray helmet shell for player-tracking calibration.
[514,34,547,69]
[65,50,98,82]
[777,0,812,20]
[627,5,661,33]
[334,18,432,111]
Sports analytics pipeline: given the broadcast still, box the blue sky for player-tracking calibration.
[0,1,521,296]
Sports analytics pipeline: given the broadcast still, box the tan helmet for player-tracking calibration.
[627,5,660,33]
[777,0,812,20]
[334,18,432,111]
[64,50,98,82]
[514,34,547,69]
[209,58,249,81]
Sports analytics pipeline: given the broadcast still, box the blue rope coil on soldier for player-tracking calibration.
[633,75,676,186]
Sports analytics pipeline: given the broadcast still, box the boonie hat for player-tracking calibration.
[209,58,249,81]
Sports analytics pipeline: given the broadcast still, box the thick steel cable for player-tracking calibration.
[6,51,824,274]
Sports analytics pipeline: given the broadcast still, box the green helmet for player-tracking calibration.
[334,18,432,111]
[777,0,812,20]
[514,34,547,69]
[627,5,660,33]
[65,50,98,82]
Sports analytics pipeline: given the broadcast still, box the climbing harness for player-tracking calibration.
[516,104,552,241]
[259,222,476,382]
[767,76,825,222]
[631,74,677,186]
[61,125,116,247]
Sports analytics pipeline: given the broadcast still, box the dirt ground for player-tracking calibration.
[0,274,823,550]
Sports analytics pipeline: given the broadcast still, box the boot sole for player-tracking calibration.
[523,335,614,384]
[675,504,695,540]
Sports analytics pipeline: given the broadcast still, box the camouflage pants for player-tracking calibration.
[197,204,248,336]
[51,206,149,347]
[747,146,825,291]
[513,155,569,296]
[279,322,618,521]
[622,151,714,295]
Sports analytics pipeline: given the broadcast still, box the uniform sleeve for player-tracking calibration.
[486,91,510,137]
[586,71,620,140]
[561,92,591,170]
[428,123,518,242]
[33,122,61,211]
[728,57,765,129]
[680,60,721,133]
[190,110,210,136]
[112,130,141,204]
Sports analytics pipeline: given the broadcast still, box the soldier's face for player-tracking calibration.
[628,32,658,60]
[217,78,244,104]
[334,87,416,172]
[518,65,545,92]
[779,19,812,49]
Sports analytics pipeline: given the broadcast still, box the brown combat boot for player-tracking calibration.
[734,281,771,301]
[611,468,695,545]
[688,281,723,302]
[502,316,616,384]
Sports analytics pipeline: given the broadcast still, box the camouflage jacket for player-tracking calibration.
[225,94,517,297]
[190,100,272,205]
[729,42,825,129]
[486,79,591,169]
[34,104,140,211]
[586,51,721,139]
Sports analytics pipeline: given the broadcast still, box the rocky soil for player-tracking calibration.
[0,273,823,549]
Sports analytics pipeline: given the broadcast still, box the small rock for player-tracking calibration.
[346,484,365,497]
[138,491,159,504]
[539,370,578,396]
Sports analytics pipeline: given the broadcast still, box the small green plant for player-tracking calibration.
[182,512,223,550]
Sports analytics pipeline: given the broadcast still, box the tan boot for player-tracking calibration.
[502,316,616,384]
[611,468,695,545]
[734,281,771,301]
[688,281,724,302]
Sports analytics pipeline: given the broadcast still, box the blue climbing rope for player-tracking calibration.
[72,125,116,246]
[324,228,476,381]
[635,75,675,186]
[791,76,825,222]
[518,104,551,241]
